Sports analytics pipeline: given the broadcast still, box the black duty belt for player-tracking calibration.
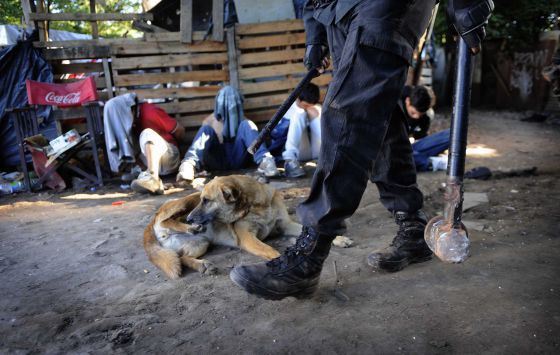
[312,0,335,8]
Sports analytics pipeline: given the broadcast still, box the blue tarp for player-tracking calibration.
[0,33,56,168]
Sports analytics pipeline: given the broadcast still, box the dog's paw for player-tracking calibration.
[332,235,354,248]
[199,260,218,275]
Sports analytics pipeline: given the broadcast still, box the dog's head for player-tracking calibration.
[186,177,249,226]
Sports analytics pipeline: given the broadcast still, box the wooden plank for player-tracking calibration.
[238,63,305,80]
[240,73,332,95]
[236,20,304,35]
[176,114,209,128]
[29,12,153,22]
[36,0,47,42]
[34,38,144,48]
[226,27,239,90]
[244,93,288,110]
[113,70,228,86]
[244,108,278,123]
[89,0,99,39]
[144,31,206,42]
[239,48,304,66]
[132,20,169,33]
[157,99,215,114]
[110,41,226,55]
[55,76,106,89]
[52,107,87,121]
[111,52,228,70]
[50,62,105,74]
[41,46,110,60]
[116,86,221,100]
[102,59,114,98]
[238,32,305,50]
[180,0,193,44]
[212,0,224,42]
[20,0,32,28]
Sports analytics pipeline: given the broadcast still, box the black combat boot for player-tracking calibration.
[230,227,333,300]
[367,211,432,272]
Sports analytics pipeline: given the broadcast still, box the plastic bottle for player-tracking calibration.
[0,181,24,194]
[0,180,42,194]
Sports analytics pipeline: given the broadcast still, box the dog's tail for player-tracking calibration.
[143,217,182,279]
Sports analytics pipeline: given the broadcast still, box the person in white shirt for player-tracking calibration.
[281,83,322,178]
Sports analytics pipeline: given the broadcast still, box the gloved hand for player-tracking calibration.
[304,44,329,71]
[447,0,494,54]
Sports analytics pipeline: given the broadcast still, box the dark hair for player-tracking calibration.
[409,85,433,113]
[298,83,320,104]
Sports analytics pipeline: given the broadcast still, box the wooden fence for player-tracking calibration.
[35,19,331,137]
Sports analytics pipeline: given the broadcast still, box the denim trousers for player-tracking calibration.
[412,128,451,171]
[182,120,270,171]
[297,12,424,236]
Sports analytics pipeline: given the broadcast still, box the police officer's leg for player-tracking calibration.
[367,108,433,272]
[230,26,410,300]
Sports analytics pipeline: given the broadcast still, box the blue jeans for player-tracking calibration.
[268,117,290,158]
[182,120,270,171]
[412,129,450,171]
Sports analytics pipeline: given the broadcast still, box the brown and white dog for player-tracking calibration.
[143,175,302,279]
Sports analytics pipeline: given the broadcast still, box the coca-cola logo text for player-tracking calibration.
[45,91,81,105]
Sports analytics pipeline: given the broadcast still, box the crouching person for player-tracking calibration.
[176,86,278,182]
[131,100,185,194]
[281,83,322,177]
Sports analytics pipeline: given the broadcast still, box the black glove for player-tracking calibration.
[304,44,328,71]
[448,0,494,53]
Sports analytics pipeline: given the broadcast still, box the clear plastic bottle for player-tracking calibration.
[0,181,24,194]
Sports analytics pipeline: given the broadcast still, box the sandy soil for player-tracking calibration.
[1,110,559,354]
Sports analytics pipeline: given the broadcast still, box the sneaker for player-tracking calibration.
[121,165,142,182]
[367,211,432,272]
[284,159,305,178]
[230,227,334,300]
[257,155,279,177]
[176,160,196,182]
[131,171,164,194]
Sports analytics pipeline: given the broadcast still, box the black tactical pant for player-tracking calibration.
[297,9,424,236]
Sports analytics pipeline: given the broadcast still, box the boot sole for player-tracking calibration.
[230,268,318,301]
[368,254,433,273]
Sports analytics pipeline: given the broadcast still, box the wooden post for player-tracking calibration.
[212,0,224,42]
[36,0,48,42]
[180,0,193,44]
[20,0,32,29]
[102,59,114,99]
[89,0,99,39]
[226,26,239,90]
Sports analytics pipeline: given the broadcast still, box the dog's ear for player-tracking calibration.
[221,184,239,203]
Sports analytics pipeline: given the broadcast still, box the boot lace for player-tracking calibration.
[266,227,313,270]
[390,222,424,248]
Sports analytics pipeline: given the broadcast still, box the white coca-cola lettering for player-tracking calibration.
[45,91,82,105]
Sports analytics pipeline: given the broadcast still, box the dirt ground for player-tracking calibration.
[1,109,559,354]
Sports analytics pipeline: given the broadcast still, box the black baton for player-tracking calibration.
[247,68,319,155]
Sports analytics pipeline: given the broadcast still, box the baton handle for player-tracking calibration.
[247,68,319,155]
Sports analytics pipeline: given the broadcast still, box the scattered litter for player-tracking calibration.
[93,218,103,223]
[505,206,516,211]
[463,220,488,232]
[143,269,149,274]
[510,189,519,193]
[462,192,489,212]
[332,235,354,248]
[112,201,125,206]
